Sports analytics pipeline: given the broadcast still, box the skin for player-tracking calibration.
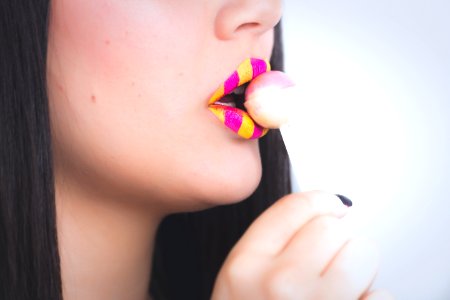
[47,0,392,299]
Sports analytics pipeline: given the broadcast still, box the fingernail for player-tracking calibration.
[336,194,353,207]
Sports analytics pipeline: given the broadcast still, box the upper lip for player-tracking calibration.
[208,58,271,106]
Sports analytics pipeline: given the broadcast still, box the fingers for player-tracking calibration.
[232,191,349,257]
[279,215,353,277]
[213,191,391,300]
[320,237,381,300]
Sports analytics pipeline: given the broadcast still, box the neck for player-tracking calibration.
[55,178,163,300]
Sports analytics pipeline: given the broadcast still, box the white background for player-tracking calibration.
[283,1,450,299]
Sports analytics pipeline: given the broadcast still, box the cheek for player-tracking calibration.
[48,0,214,129]
[47,0,263,207]
[49,2,197,140]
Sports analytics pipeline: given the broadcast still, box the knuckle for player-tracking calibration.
[221,254,254,287]
[328,263,351,283]
[262,266,297,299]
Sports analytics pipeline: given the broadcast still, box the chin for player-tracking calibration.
[218,168,262,204]
[192,158,263,210]
[164,136,264,213]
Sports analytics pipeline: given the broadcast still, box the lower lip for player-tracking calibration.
[208,104,268,139]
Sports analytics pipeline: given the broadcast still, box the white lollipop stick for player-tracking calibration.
[245,71,326,192]
[245,85,306,188]
[245,73,353,208]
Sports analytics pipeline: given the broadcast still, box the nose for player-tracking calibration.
[214,0,283,40]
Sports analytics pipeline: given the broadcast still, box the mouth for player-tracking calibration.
[208,58,271,139]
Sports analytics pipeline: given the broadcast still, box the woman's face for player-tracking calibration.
[47,0,282,212]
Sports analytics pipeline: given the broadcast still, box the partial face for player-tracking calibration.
[47,0,282,212]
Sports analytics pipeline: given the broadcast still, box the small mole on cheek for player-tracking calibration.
[56,82,65,92]
[131,81,135,87]
[91,94,96,103]
[104,39,110,46]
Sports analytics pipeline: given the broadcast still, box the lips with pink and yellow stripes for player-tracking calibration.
[208,58,271,139]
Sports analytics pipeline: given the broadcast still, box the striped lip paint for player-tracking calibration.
[208,58,271,139]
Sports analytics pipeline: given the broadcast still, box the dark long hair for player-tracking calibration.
[0,0,289,298]
[150,22,290,300]
[0,0,62,300]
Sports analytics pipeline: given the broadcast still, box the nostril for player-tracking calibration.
[236,22,260,32]
[215,0,282,40]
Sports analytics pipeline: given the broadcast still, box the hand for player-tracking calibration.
[211,191,393,300]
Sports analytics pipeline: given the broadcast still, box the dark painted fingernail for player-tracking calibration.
[336,194,353,207]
